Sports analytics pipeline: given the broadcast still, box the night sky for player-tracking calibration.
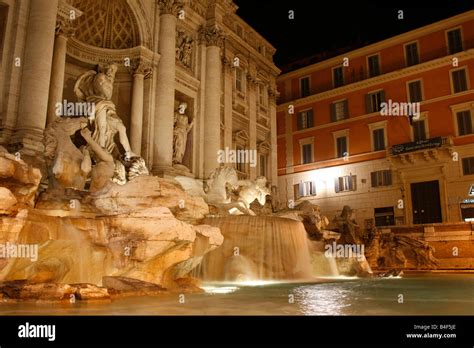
[233,0,474,72]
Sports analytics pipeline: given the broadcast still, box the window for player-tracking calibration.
[451,68,468,93]
[371,170,392,187]
[297,109,314,130]
[462,157,474,175]
[373,128,385,151]
[258,84,267,106]
[457,110,473,136]
[300,77,310,97]
[259,154,267,177]
[412,120,426,141]
[336,136,347,158]
[367,55,380,77]
[405,42,419,66]
[294,181,317,199]
[335,175,356,193]
[235,67,244,93]
[366,90,385,113]
[331,100,348,122]
[374,207,395,227]
[447,28,463,55]
[333,66,344,87]
[302,143,312,164]
[408,80,423,103]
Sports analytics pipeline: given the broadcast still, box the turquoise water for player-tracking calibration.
[1,274,473,315]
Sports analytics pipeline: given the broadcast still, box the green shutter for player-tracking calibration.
[351,175,357,191]
[330,103,337,122]
[308,109,314,128]
[365,94,372,114]
[371,172,377,187]
[343,100,349,119]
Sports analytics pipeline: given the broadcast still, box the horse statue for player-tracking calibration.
[175,166,239,206]
[175,168,271,216]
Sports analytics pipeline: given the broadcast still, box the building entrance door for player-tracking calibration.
[410,180,442,224]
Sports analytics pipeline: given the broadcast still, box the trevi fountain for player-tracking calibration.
[0,63,472,316]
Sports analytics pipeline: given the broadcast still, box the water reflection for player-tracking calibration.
[294,284,353,315]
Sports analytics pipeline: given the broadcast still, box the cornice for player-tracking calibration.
[277,49,474,110]
[280,10,474,79]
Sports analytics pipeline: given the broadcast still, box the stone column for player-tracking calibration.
[222,56,233,152]
[152,0,183,175]
[130,60,152,156]
[269,87,278,186]
[12,0,59,156]
[247,71,258,180]
[201,25,224,178]
[46,19,76,125]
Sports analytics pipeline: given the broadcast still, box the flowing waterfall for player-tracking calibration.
[195,216,315,281]
[308,241,340,277]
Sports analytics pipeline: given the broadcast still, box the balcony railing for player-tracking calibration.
[389,136,451,156]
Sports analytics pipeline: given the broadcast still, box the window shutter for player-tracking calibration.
[385,170,392,185]
[299,183,305,197]
[343,100,349,119]
[380,90,386,104]
[351,175,357,191]
[293,184,300,200]
[308,110,314,128]
[330,103,337,122]
[365,94,372,114]
[311,181,317,195]
[334,177,340,193]
[371,172,377,187]
[297,113,303,130]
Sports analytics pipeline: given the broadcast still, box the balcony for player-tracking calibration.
[388,137,453,165]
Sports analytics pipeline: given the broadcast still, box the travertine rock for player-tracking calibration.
[89,175,209,224]
[0,280,110,301]
[102,276,165,294]
[0,152,41,208]
[0,187,17,214]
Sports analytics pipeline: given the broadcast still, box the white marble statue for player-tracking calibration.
[173,102,194,165]
[74,63,136,158]
[175,166,239,206]
[175,168,271,216]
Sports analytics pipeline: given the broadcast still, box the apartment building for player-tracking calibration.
[276,11,474,228]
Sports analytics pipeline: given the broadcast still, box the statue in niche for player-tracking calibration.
[43,62,149,193]
[74,63,136,158]
[173,102,194,165]
[176,32,193,68]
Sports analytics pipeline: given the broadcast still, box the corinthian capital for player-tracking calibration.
[199,25,225,48]
[55,19,76,38]
[158,0,184,16]
[130,59,153,79]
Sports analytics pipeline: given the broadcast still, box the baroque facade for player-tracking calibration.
[0,0,280,184]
